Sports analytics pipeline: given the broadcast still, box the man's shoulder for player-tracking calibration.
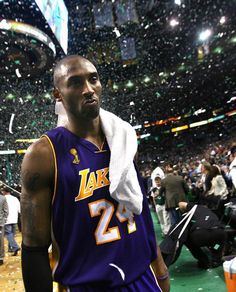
[166,174,180,180]
[22,136,55,182]
[25,136,52,160]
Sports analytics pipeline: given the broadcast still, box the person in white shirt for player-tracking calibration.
[151,166,165,187]
[0,190,8,265]
[151,176,171,236]
[229,146,236,192]
[1,186,20,256]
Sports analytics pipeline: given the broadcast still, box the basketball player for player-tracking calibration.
[20,55,170,292]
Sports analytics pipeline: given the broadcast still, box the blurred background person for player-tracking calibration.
[1,186,21,256]
[229,145,236,195]
[178,202,227,269]
[151,176,171,236]
[159,163,189,225]
[0,186,9,265]
[204,165,229,217]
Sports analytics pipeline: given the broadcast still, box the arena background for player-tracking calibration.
[0,1,236,291]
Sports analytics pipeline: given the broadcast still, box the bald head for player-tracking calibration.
[53,55,96,89]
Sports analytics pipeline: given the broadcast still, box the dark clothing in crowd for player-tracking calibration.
[185,203,226,268]
[159,174,189,225]
[160,203,226,269]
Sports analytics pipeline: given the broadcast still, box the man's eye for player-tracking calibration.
[91,76,98,82]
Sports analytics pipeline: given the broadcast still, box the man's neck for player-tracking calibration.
[65,116,105,148]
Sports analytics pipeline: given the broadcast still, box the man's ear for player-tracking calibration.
[53,88,62,102]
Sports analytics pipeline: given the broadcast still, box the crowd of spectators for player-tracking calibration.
[0,81,235,192]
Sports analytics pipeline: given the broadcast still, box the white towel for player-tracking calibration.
[55,102,143,215]
[100,108,143,215]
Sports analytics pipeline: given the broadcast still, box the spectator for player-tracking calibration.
[151,176,171,236]
[1,186,21,256]
[229,145,236,194]
[205,165,228,216]
[178,202,227,269]
[159,163,189,225]
[0,187,9,265]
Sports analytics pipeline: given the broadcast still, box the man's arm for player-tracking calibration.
[151,244,170,292]
[21,137,54,292]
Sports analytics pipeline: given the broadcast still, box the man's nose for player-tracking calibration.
[82,81,94,97]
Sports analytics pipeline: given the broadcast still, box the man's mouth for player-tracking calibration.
[84,99,97,104]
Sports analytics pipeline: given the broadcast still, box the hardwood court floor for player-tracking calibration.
[0,232,24,292]
[0,232,58,292]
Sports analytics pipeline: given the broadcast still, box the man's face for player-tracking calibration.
[55,58,102,121]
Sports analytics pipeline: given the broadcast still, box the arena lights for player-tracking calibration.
[140,133,151,139]
[213,47,223,54]
[17,150,27,154]
[133,125,142,130]
[174,0,182,5]
[143,76,151,83]
[2,106,235,149]
[6,93,15,100]
[229,36,236,44]
[226,109,236,116]
[0,19,56,55]
[220,16,226,24]
[44,93,51,99]
[178,64,186,71]
[170,18,179,27]
[0,149,27,155]
[0,150,16,155]
[199,29,212,42]
[113,83,118,90]
[189,120,208,128]
[207,115,225,123]
[171,125,188,133]
[126,80,134,88]
[25,94,33,100]
[15,139,39,143]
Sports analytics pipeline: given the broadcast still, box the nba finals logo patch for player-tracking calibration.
[70,148,80,164]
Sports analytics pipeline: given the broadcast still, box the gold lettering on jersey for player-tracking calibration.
[74,167,110,201]
[96,168,109,188]
[70,148,80,164]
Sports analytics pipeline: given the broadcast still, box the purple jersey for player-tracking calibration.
[44,127,157,289]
